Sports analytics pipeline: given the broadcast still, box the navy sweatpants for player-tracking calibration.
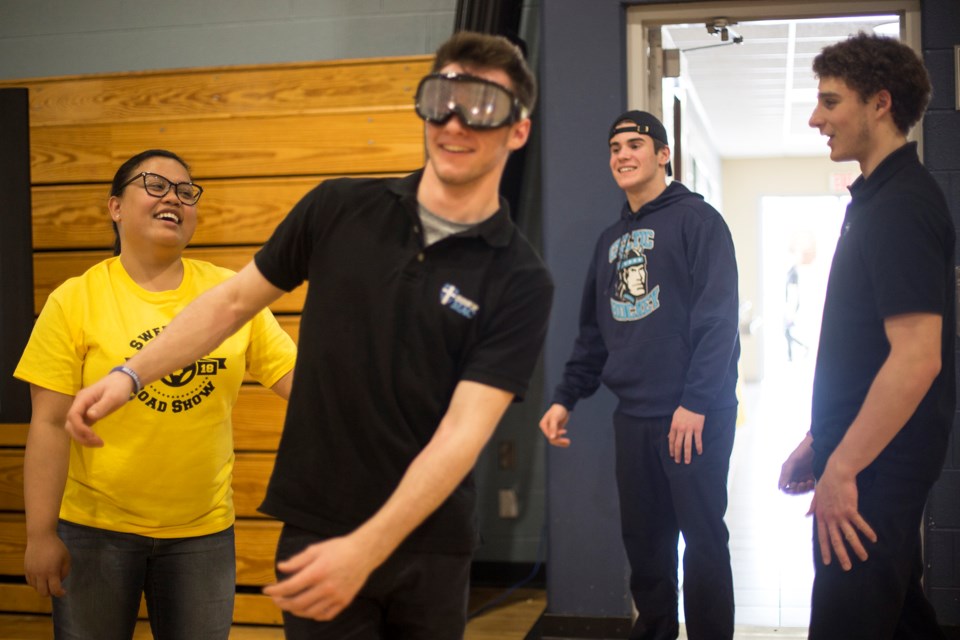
[613,407,737,640]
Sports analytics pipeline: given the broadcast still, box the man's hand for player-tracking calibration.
[263,535,376,621]
[668,406,704,464]
[539,404,571,447]
[811,460,877,571]
[64,371,136,447]
[778,435,816,494]
[24,533,70,598]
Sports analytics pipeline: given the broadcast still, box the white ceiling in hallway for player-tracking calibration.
[661,16,900,158]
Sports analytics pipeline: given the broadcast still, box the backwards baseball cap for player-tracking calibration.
[608,109,672,177]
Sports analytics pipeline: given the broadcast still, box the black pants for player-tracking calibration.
[613,408,737,640]
[275,524,471,640]
[809,467,945,640]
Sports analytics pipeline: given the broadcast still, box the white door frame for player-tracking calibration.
[626,0,922,126]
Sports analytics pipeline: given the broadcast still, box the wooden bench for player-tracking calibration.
[0,53,432,625]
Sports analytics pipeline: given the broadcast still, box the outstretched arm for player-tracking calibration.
[263,380,513,620]
[65,262,286,445]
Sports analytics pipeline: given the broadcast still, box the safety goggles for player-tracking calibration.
[414,72,527,130]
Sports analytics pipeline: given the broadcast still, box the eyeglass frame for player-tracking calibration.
[414,72,529,130]
[119,171,204,205]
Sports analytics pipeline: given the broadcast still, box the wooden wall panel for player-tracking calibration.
[32,177,329,250]
[1,54,428,624]
[232,452,275,518]
[0,57,432,127]
[0,515,282,593]
[30,110,423,184]
[33,248,307,314]
[235,519,283,586]
[0,453,24,512]
[233,386,288,452]
[0,515,25,576]
[0,450,276,517]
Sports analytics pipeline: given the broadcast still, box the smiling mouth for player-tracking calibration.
[154,212,182,224]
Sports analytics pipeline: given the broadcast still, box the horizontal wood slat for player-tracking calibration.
[276,315,300,344]
[0,584,51,615]
[0,515,281,587]
[233,386,288,451]
[0,584,283,625]
[234,593,284,625]
[232,453,275,518]
[32,176,331,250]
[0,424,28,447]
[0,453,23,512]
[0,56,431,127]
[0,450,277,516]
[30,111,423,184]
[235,519,283,586]
[33,248,307,314]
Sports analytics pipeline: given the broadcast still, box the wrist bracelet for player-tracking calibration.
[110,365,143,395]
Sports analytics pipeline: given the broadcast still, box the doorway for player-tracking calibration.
[626,0,918,631]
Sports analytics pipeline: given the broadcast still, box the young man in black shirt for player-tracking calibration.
[65,31,553,640]
[779,32,954,639]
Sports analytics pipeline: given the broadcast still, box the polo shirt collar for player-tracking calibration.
[390,170,515,248]
[849,141,918,201]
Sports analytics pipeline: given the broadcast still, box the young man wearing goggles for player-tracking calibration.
[64,31,552,640]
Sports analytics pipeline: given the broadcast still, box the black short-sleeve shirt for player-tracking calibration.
[811,143,955,482]
[254,170,553,553]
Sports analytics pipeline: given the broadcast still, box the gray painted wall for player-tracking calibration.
[0,0,456,79]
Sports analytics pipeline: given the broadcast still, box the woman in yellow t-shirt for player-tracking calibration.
[16,149,297,639]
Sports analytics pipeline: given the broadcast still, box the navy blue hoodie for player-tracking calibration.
[553,181,740,417]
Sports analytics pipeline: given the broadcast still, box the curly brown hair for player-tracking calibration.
[812,32,931,134]
[432,31,537,116]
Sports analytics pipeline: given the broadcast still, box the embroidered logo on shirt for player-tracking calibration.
[440,283,479,319]
[608,229,660,322]
[126,325,226,414]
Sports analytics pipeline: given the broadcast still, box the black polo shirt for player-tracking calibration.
[811,142,955,482]
[254,170,553,553]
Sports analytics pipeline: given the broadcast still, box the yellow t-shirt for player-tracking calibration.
[15,257,297,538]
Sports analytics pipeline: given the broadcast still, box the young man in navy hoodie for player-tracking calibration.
[778,33,954,639]
[540,110,740,639]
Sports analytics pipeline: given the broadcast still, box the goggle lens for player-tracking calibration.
[415,73,524,130]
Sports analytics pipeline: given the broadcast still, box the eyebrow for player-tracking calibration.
[817,91,841,100]
[609,135,646,148]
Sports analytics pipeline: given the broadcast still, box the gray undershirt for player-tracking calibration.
[418,203,477,246]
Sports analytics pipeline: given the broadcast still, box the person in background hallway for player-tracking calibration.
[16,149,297,639]
[539,110,740,640]
[62,32,553,640]
[779,32,954,639]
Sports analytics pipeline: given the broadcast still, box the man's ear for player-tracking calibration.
[874,89,893,116]
[659,145,672,171]
[507,117,532,151]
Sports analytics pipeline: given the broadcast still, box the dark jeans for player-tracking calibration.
[613,408,737,640]
[275,523,471,640]
[809,468,945,640]
[53,520,235,640]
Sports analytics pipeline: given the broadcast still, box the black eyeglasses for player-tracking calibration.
[120,172,204,205]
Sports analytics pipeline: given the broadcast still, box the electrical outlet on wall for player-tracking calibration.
[498,488,519,519]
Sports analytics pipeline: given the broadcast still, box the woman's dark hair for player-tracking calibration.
[812,32,931,135]
[109,149,192,255]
